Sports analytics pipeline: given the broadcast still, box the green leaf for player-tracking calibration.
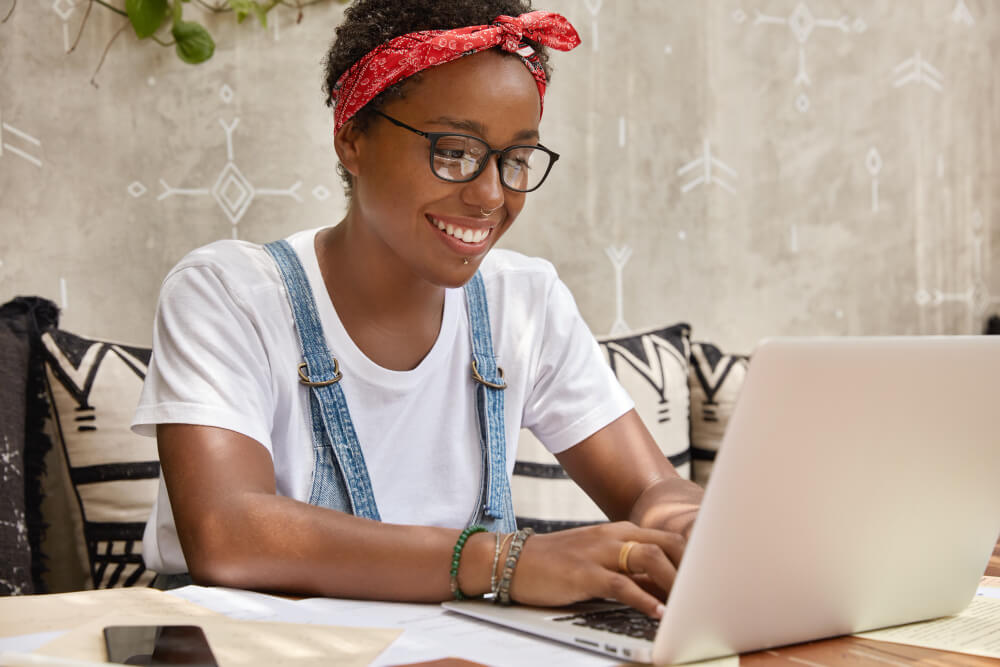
[227,0,268,27]
[125,0,168,39]
[172,20,215,64]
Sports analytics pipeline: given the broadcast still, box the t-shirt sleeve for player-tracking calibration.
[520,275,633,454]
[131,264,275,452]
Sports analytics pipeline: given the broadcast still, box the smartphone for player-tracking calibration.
[103,625,219,666]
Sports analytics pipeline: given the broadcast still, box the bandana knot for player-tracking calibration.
[492,15,526,53]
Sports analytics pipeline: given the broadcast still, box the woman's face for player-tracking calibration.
[341,50,543,288]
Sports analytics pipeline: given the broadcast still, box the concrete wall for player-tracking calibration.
[2,0,997,353]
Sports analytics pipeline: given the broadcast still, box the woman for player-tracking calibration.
[134,0,703,619]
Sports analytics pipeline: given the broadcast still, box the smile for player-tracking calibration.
[428,215,492,244]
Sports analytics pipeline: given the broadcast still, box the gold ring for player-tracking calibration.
[618,540,638,575]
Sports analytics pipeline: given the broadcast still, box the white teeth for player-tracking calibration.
[429,216,490,244]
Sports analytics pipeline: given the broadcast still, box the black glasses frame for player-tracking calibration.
[373,109,559,193]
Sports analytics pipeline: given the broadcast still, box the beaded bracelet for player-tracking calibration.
[450,525,486,600]
[494,527,535,605]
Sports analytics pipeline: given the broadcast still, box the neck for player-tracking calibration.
[314,214,447,371]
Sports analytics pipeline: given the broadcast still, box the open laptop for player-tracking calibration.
[444,336,1000,664]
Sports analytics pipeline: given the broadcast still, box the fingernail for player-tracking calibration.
[655,604,665,618]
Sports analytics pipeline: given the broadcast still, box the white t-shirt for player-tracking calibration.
[134,227,632,573]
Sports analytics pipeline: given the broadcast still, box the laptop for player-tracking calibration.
[444,336,1000,664]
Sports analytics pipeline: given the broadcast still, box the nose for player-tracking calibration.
[463,154,505,212]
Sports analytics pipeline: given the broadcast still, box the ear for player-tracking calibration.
[333,119,364,178]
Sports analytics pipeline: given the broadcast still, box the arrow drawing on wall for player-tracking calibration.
[893,52,943,92]
[605,245,632,336]
[678,140,737,194]
[951,0,974,26]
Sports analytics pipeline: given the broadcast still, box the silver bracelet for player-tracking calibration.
[489,531,503,595]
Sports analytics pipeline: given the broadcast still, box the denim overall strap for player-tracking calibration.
[463,272,517,533]
[264,240,381,521]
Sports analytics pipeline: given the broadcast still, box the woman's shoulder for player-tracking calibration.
[169,238,276,280]
[159,235,300,311]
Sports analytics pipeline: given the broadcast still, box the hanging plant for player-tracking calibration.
[1,0,347,85]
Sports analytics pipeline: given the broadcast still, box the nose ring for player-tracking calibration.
[480,204,502,217]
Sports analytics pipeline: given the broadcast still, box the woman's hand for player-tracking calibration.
[507,521,687,618]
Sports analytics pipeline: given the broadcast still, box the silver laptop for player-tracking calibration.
[444,336,1000,664]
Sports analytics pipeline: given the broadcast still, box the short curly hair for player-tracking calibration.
[322,0,554,196]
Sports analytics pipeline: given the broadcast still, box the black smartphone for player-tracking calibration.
[103,625,219,666]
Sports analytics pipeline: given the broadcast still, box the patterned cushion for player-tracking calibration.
[0,309,33,595]
[41,330,158,588]
[513,323,692,532]
[688,341,749,487]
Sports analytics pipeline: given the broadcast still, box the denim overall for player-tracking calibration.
[265,240,516,532]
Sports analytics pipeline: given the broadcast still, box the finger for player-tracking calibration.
[630,527,687,568]
[630,573,668,601]
[601,571,665,619]
[622,542,678,597]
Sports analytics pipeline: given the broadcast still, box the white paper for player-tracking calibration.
[166,587,736,667]
[0,633,65,656]
[977,587,1000,600]
[856,596,1000,658]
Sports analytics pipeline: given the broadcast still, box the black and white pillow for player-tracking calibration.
[688,341,749,487]
[42,330,158,588]
[513,323,692,533]
[0,307,34,595]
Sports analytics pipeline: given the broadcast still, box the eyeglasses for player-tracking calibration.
[373,110,559,193]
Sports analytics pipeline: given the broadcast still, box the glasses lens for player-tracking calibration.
[430,135,554,191]
[500,146,551,192]
[432,135,489,181]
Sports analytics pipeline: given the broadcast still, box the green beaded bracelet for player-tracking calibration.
[449,525,487,600]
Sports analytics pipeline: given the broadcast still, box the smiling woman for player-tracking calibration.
[131,0,704,618]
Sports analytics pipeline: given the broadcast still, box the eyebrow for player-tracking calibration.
[425,116,540,143]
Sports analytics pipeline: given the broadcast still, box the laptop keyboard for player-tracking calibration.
[552,606,659,641]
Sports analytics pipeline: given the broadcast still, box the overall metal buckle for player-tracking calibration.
[297,360,343,386]
[471,360,507,390]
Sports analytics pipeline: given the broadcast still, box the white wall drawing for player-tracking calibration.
[126,86,311,239]
[893,52,943,92]
[605,245,632,336]
[582,0,601,52]
[0,112,43,168]
[678,140,737,194]
[737,3,866,112]
[951,0,974,26]
[52,0,75,52]
[865,147,883,213]
[915,210,998,317]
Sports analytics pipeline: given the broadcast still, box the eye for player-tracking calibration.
[433,135,480,161]
[502,156,530,171]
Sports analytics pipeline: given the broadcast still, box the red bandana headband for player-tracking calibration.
[330,10,581,134]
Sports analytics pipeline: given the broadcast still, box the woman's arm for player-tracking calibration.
[556,409,704,540]
[158,422,682,616]
[158,423,478,601]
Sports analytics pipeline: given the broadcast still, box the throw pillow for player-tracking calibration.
[598,323,692,479]
[688,341,749,487]
[0,307,33,595]
[513,323,692,532]
[42,330,158,588]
